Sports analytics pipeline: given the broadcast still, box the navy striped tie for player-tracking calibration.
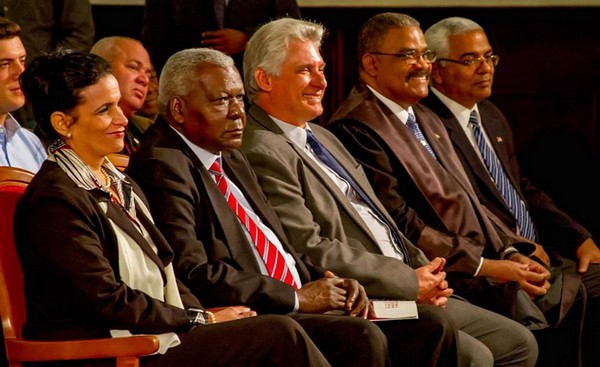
[469,111,537,241]
[306,129,411,265]
[406,113,436,159]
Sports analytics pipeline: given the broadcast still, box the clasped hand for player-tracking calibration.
[415,257,453,308]
[480,254,551,298]
[297,271,369,318]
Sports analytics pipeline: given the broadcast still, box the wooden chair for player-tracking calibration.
[107,154,130,172]
[0,167,34,189]
[0,167,159,367]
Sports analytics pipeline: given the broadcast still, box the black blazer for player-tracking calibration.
[15,160,200,341]
[422,94,591,257]
[127,118,323,314]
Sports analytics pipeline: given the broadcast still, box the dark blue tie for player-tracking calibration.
[406,113,436,159]
[305,129,410,265]
[469,111,537,241]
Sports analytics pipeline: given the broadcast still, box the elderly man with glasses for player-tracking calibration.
[329,12,587,367]
[421,16,600,367]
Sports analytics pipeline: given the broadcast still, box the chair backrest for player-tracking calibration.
[107,154,130,172]
[0,167,34,342]
[0,167,34,190]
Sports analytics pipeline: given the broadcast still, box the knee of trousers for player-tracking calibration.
[256,314,311,345]
[346,316,388,348]
[417,304,458,339]
[457,331,494,367]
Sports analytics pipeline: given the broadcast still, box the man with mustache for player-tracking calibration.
[0,17,46,172]
[329,12,585,367]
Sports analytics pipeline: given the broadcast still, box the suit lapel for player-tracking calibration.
[152,119,265,272]
[292,133,378,243]
[429,95,508,208]
[248,105,380,245]
[478,105,519,189]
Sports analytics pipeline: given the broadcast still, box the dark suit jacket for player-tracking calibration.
[422,94,591,258]
[241,104,430,300]
[141,0,300,72]
[328,81,522,275]
[127,118,322,314]
[14,160,200,341]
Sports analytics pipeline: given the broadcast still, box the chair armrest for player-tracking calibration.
[5,335,160,362]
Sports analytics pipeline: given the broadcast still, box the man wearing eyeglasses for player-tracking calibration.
[329,12,586,366]
[421,16,600,367]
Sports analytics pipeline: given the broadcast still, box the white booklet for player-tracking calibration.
[368,300,418,321]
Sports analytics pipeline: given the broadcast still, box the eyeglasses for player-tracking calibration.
[370,49,437,64]
[437,54,500,67]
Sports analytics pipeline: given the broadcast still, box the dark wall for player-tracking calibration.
[92,5,600,239]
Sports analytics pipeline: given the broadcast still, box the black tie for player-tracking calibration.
[305,129,411,265]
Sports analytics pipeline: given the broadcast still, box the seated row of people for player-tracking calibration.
[2,11,598,366]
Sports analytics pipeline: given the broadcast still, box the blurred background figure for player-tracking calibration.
[141,0,300,74]
[0,0,94,131]
[131,65,159,134]
[91,36,153,155]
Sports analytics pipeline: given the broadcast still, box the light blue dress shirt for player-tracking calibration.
[0,114,46,172]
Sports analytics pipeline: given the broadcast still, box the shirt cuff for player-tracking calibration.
[501,246,519,259]
[293,291,299,312]
[473,257,484,276]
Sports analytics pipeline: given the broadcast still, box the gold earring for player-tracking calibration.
[65,132,72,139]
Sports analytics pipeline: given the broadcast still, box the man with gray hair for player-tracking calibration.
[127,46,461,367]
[91,36,152,154]
[241,16,537,367]
[422,16,599,367]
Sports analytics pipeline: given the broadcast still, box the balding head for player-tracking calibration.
[91,37,152,117]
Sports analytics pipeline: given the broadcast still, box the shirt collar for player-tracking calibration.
[2,114,21,137]
[170,126,221,170]
[430,87,480,129]
[270,114,310,149]
[366,84,414,124]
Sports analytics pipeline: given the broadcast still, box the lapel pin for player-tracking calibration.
[496,136,503,143]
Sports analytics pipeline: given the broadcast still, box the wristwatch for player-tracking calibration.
[187,308,216,327]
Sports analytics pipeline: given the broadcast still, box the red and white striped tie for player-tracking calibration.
[209,159,298,288]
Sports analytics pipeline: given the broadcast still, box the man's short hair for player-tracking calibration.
[243,18,325,104]
[424,17,483,60]
[0,17,21,40]
[357,13,420,71]
[159,48,235,117]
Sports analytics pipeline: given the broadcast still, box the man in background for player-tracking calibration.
[91,36,152,154]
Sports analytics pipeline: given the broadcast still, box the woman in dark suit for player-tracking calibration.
[13,50,330,367]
